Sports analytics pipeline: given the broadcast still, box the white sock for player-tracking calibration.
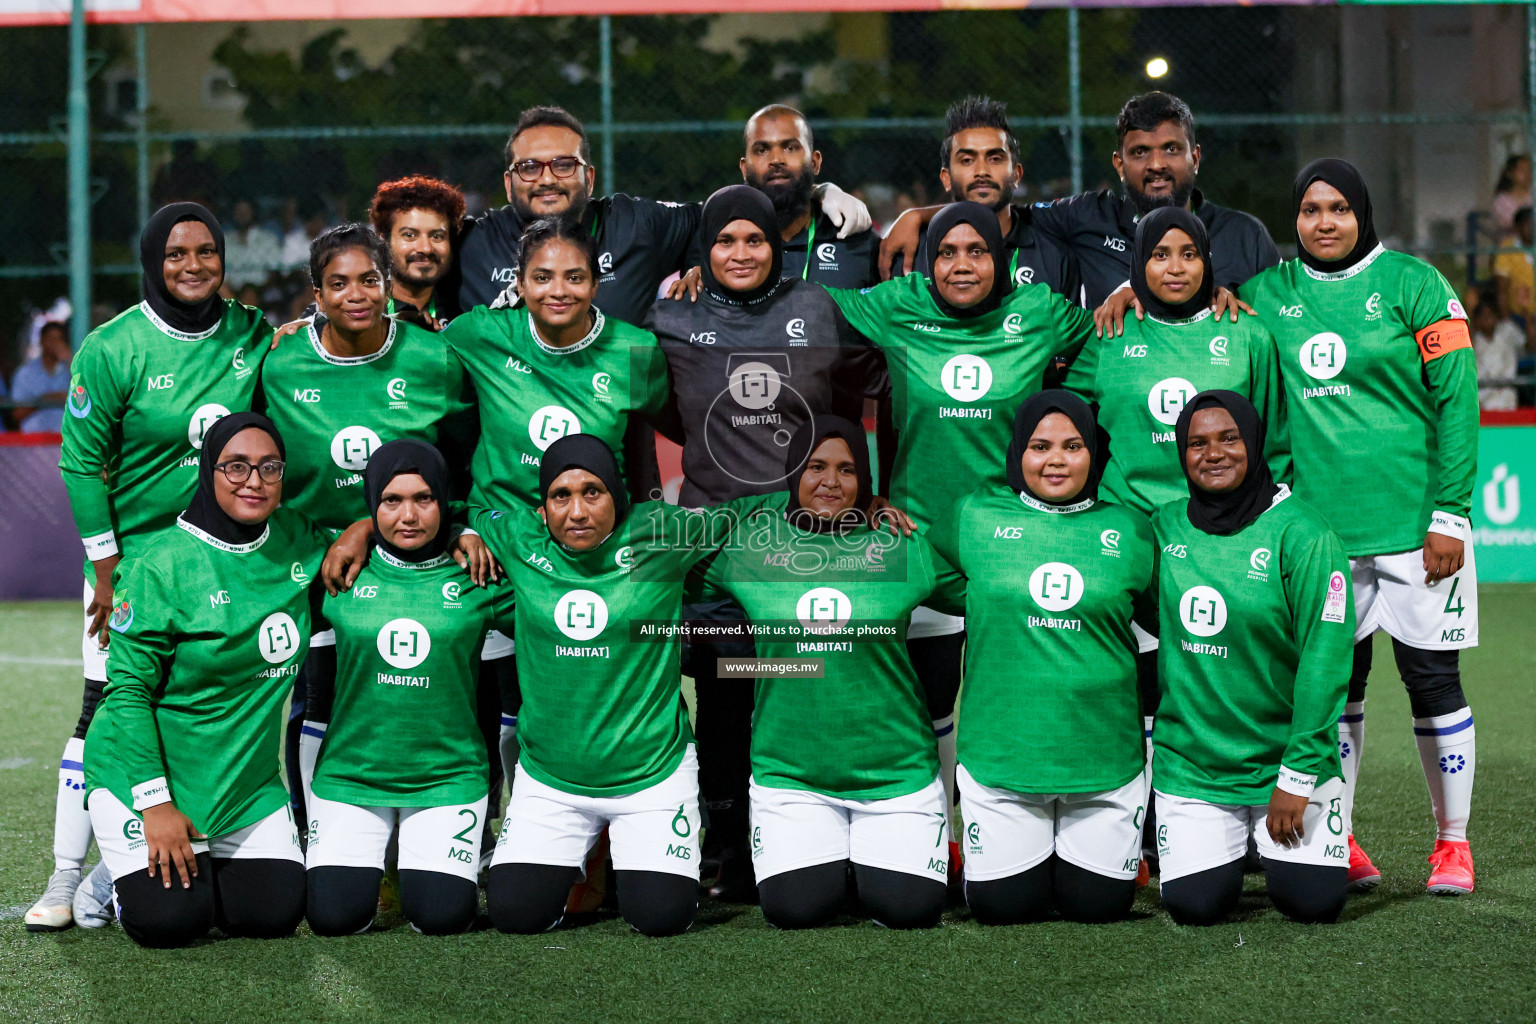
[1338,701,1365,834]
[53,736,92,871]
[499,715,519,796]
[1414,706,1475,842]
[933,715,957,815]
[1142,716,1155,767]
[299,720,326,816]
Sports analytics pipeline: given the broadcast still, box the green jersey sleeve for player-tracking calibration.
[60,332,133,558]
[1249,328,1291,484]
[1061,331,1102,403]
[1049,293,1099,366]
[922,540,967,616]
[1406,272,1478,527]
[97,559,176,807]
[823,281,900,341]
[1279,527,1354,791]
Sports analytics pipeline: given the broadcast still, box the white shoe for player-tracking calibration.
[25,868,81,932]
[73,861,115,928]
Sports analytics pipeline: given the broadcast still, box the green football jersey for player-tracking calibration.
[313,549,515,807]
[827,278,1097,528]
[1064,309,1283,515]
[701,523,965,800]
[1152,489,1354,806]
[928,488,1156,794]
[60,300,271,578]
[257,318,474,531]
[84,508,329,838]
[1241,248,1478,556]
[443,306,671,510]
[470,495,775,798]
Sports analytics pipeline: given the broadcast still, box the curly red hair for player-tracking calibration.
[368,175,467,241]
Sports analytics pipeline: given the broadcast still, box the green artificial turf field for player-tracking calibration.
[2,590,1533,1024]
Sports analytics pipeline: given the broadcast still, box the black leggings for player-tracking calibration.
[72,674,108,739]
[694,642,756,848]
[758,861,946,930]
[966,855,1135,925]
[115,854,305,948]
[307,866,477,936]
[487,863,696,937]
[284,644,337,824]
[1347,637,1465,718]
[907,632,965,722]
[1160,857,1347,926]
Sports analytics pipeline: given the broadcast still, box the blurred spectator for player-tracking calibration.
[1493,206,1534,341]
[1492,155,1532,240]
[1471,293,1522,412]
[280,197,331,272]
[151,140,219,210]
[224,199,282,290]
[11,320,72,432]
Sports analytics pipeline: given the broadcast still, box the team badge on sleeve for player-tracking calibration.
[1321,571,1348,624]
[108,595,134,633]
[67,376,91,418]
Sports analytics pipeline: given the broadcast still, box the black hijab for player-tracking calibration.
[539,433,630,536]
[365,439,452,564]
[140,202,227,335]
[920,201,1012,319]
[783,415,874,535]
[698,184,784,306]
[1131,206,1214,321]
[182,411,283,546]
[1293,158,1380,275]
[1006,390,1105,511]
[1175,389,1280,536]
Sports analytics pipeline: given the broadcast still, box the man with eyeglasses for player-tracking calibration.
[454,106,872,324]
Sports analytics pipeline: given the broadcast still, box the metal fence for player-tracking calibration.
[0,5,1532,364]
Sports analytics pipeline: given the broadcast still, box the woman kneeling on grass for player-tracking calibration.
[83,413,331,948]
[1152,391,1352,925]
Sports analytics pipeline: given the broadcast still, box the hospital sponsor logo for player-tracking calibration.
[1014,264,1035,286]
[1300,332,1346,380]
[554,589,609,642]
[1100,529,1122,557]
[815,242,838,268]
[386,377,408,409]
[528,405,580,452]
[796,586,852,633]
[785,318,807,342]
[1178,585,1227,638]
[188,403,230,449]
[258,612,300,665]
[1148,377,1196,427]
[940,354,993,403]
[377,617,431,670]
[290,562,311,586]
[598,252,615,276]
[1029,562,1083,613]
[1365,292,1382,321]
[232,347,252,380]
[1208,336,1230,365]
[1248,547,1272,582]
[330,425,380,473]
[614,545,636,572]
[592,372,613,403]
[1003,313,1024,336]
[124,818,145,851]
[441,581,462,608]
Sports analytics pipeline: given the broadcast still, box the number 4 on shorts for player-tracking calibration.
[1443,577,1465,618]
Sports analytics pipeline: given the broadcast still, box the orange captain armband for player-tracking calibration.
[1415,318,1472,363]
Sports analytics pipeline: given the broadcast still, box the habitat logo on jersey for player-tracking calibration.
[188,403,230,449]
[941,355,993,403]
[797,587,852,634]
[386,377,408,410]
[1208,336,1230,366]
[1147,377,1196,427]
[1365,292,1383,321]
[1003,313,1024,336]
[377,617,431,670]
[1300,333,1346,380]
[1248,548,1272,582]
[331,425,381,472]
[258,612,300,665]
[1178,586,1227,638]
[1100,529,1122,557]
[592,372,613,403]
[554,590,608,642]
[727,359,786,411]
[108,595,133,634]
[528,405,581,452]
[67,375,91,418]
[1029,562,1083,613]
[1320,571,1348,624]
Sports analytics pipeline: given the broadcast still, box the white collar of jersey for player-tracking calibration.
[175,514,270,553]
[306,317,397,365]
[375,547,455,570]
[1265,483,1292,512]
[1301,244,1385,282]
[139,300,222,342]
[529,307,605,356]
[1148,307,1214,328]
[1018,491,1095,515]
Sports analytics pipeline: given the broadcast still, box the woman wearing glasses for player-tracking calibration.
[30,202,274,933]
[83,413,334,948]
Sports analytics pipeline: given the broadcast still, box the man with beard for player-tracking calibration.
[741,104,879,289]
[368,175,466,330]
[882,92,1278,310]
[455,106,871,323]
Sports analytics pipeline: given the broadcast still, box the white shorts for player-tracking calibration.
[492,746,699,878]
[89,788,304,884]
[1131,620,1159,655]
[906,604,964,641]
[306,793,488,883]
[81,579,108,682]
[749,774,950,884]
[1154,777,1348,883]
[481,629,514,661]
[1352,546,1478,650]
[957,764,1146,881]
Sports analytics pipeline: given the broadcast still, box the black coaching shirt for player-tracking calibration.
[780,206,881,290]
